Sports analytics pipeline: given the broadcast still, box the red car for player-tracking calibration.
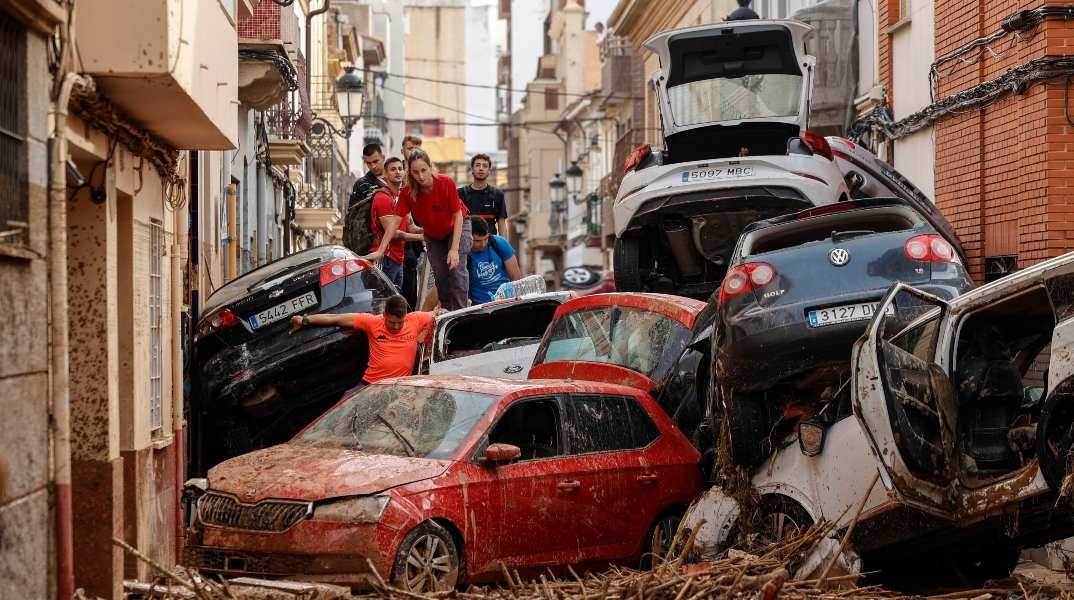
[182,376,705,592]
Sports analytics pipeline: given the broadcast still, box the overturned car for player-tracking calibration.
[686,252,1074,586]
[613,20,850,299]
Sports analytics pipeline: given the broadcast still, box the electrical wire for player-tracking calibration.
[365,66,598,99]
[239,49,300,92]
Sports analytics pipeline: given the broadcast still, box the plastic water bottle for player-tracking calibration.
[493,274,547,300]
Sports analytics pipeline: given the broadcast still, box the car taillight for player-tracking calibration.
[197,308,239,339]
[319,259,370,286]
[904,234,959,263]
[796,203,855,220]
[799,130,834,161]
[719,263,776,303]
[623,143,651,174]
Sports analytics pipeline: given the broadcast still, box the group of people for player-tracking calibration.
[350,135,520,312]
[290,137,524,389]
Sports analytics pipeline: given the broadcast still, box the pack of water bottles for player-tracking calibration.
[493,274,547,300]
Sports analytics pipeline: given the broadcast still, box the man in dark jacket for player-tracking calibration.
[349,143,388,211]
[726,0,759,20]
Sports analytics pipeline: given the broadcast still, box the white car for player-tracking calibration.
[613,20,849,299]
[421,291,574,379]
[685,251,1074,585]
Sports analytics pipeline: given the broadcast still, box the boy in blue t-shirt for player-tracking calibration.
[467,216,522,304]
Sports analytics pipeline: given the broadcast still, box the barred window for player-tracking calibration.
[544,88,559,111]
[0,12,26,247]
[149,219,164,433]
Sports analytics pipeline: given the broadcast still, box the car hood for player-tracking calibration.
[206,444,452,503]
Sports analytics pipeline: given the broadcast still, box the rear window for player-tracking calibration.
[668,74,803,127]
[742,207,923,257]
[533,306,691,382]
[202,245,354,315]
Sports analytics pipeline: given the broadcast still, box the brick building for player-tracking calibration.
[876,1,1074,281]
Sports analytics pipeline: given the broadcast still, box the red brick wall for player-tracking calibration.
[922,1,1074,280]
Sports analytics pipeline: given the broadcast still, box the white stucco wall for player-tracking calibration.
[891,0,936,199]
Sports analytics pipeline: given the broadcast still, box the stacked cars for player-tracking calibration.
[184,17,1074,594]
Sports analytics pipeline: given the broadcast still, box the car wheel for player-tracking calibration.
[562,266,600,288]
[614,236,645,292]
[758,495,814,546]
[640,507,686,570]
[391,521,460,593]
[725,390,770,466]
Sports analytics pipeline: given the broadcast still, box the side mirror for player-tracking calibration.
[485,443,521,464]
[799,420,825,457]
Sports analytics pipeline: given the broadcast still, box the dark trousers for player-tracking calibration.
[402,242,420,310]
[424,217,473,311]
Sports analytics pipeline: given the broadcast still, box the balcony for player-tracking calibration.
[76,0,239,149]
[600,36,640,104]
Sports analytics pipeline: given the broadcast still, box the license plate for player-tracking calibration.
[808,301,894,327]
[249,291,318,329]
[681,166,754,183]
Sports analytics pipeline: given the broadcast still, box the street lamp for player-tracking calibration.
[549,173,566,206]
[565,161,584,204]
[335,66,366,122]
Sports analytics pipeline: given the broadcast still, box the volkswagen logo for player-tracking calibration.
[829,248,851,266]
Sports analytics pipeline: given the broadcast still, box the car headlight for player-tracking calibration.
[311,496,390,524]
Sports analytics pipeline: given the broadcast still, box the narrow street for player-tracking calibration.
[4,1,1074,599]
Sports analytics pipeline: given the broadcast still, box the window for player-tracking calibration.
[568,395,633,454]
[899,0,910,20]
[544,88,559,111]
[487,399,561,461]
[403,119,443,137]
[0,12,26,247]
[149,220,164,433]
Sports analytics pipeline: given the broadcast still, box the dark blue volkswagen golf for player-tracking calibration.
[713,198,974,465]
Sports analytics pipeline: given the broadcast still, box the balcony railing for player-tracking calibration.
[266,53,312,140]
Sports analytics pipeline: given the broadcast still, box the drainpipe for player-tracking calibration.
[256,162,266,266]
[227,183,237,281]
[172,176,188,560]
[305,0,332,96]
[49,71,85,600]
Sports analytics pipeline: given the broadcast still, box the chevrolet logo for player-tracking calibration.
[268,289,284,299]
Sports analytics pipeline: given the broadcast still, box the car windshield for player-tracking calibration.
[533,306,691,381]
[201,245,353,316]
[668,74,803,127]
[292,384,499,460]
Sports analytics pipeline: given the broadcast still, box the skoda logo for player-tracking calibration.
[829,248,851,266]
[244,488,257,500]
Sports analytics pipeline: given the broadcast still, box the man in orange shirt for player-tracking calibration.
[287,295,441,384]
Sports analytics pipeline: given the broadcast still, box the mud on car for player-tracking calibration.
[612,20,850,299]
[182,376,705,592]
[190,245,395,468]
[685,253,1074,587]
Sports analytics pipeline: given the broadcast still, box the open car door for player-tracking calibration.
[852,283,958,519]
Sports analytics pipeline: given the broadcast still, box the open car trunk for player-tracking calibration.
[426,293,572,379]
[643,20,815,163]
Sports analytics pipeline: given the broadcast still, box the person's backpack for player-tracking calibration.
[343,180,387,255]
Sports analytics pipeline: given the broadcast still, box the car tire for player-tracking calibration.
[758,495,814,545]
[562,266,600,288]
[725,390,770,466]
[640,506,686,570]
[614,236,645,292]
[391,521,460,593]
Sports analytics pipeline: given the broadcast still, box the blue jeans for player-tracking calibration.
[380,256,404,289]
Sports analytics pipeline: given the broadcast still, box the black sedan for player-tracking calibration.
[190,245,396,468]
[713,198,975,465]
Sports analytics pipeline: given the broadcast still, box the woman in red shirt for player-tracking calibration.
[395,149,473,311]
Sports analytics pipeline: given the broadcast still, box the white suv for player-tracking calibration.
[613,20,849,298]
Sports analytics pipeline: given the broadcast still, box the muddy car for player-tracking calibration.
[423,291,573,378]
[685,253,1074,586]
[530,293,715,457]
[715,198,975,465]
[182,376,705,591]
[612,20,850,299]
[190,245,395,465]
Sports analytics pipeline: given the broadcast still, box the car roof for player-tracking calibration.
[370,375,644,398]
[552,293,707,327]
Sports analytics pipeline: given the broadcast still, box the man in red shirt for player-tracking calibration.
[366,157,422,287]
[395,149,473,311]
[288,295,442,384]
